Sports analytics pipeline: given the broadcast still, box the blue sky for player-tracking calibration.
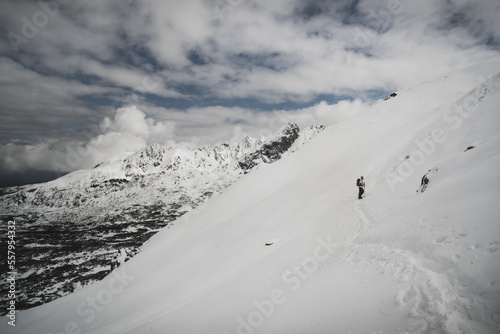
[1,0,500,187]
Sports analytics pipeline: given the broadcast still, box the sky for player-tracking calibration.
[1,0,499,187]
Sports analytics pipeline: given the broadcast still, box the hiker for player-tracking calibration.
[357,176,365,199]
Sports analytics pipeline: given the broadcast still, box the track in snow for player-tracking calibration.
[350,195,491,334]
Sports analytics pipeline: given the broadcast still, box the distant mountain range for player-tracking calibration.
[0,123,324,312]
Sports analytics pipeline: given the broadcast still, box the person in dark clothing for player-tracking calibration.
[357,176,365,199]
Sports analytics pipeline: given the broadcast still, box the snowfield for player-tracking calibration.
[3,57,500,333]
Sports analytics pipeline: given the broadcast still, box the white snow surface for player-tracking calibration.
[3,57,500,334]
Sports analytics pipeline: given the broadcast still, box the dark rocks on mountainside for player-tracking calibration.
[384,92,398,100]
[420,175,429,192]
[464,146,475,152]
[418,168,438,193]
[238,123,300,172]
[0,203,175,313]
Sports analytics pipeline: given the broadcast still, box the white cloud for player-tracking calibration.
[84,106,176,167]
[135,98,371,147]
[0,106,176,175]
[84,132,147,168]
[0,142,62,174]
[3,0,499,103]
[102,106,155,139]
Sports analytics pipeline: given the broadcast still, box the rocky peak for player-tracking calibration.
[238,123,302,172]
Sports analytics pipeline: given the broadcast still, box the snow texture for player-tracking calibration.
[2,57,500,334]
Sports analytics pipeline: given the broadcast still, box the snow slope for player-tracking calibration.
[0,123,323,313]
[3,57,500,334]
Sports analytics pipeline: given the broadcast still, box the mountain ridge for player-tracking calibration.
[0,122,324,313]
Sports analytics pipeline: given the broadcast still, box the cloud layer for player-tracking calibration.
[1,0,499,185]
[0,100,368,182]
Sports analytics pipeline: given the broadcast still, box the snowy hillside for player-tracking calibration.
[2,57,500,334]
[0,123,323,313]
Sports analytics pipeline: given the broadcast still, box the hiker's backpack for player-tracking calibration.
[356,178,360,186]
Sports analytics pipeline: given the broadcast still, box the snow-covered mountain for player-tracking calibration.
[0,123,324,313]
[2,57,500,334]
